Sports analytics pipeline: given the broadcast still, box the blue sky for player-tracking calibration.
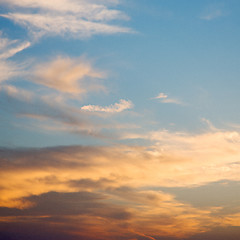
[1,1,240,240]
[1,0,240,147]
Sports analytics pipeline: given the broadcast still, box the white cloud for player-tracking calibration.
[81,99,133,113]
[1,0,125,20]
[154,92,168,99]
[0,0,132,39]
[154,92,183,105]
[0,31,31,59]
[0,32,31,82]
[0,41,31,60]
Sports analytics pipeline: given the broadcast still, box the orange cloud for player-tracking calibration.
[1,126,240,238]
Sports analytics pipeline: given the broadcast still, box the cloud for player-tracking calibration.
[1,124,240,204]
[153,92,183,105]
[0,0,133,39]
[200,10,224,20]
[32,56,105,96]
[0,85,103,137]
[0,32,30,82]
[1,132,240,239]
[0,60,19,83]
[0,32,31,60]
[81,99,133,113]
[0,85,130,138]
[0,180,224,239]
[200,4,227,21]
[0,40,31,60]
[154,92,168,99]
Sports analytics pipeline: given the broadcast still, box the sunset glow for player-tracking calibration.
[1,1,240,239]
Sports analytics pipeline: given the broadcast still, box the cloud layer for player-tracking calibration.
[1,132,240,239]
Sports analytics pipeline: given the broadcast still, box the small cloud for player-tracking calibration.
[200,10,223,20]
[81,99,133,113]
[154,92,168,99]
[153,92,183,105]
[200,4,227,21]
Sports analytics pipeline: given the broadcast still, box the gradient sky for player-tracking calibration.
[1,0,240,239]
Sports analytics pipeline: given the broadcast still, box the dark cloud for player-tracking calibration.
[0,145,105,170]
[0,190,133,220]
[0,190,134,240]
[0,221,78,240]
[1,146,240,240]
[68,177,116,189]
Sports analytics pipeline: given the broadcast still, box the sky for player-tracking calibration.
[1,0,240,239]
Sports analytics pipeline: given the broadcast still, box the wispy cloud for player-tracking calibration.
[0,60,19,83]
[201,10,224,20]
[200,4,227,21]
[0,85,102,137]
[81,99,133,113]
[154,92,168,99]
[0,32,30,82]
[0,39,31,60]
[0,0,133,39]
[0,85,132,138]
[32,56,105,96]
[153,92,183,105]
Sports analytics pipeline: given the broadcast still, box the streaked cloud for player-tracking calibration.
[154,92,183,105]
[0,39,31,60]
[0,60,19,83]
[0,85,101,137]
[0,0,133,39]
[81,99,133,113]
[32,56,105,96]
[0,85,131,138]
[0,32,30,82]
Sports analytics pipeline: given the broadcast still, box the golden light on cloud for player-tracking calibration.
[1,127,240,239]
